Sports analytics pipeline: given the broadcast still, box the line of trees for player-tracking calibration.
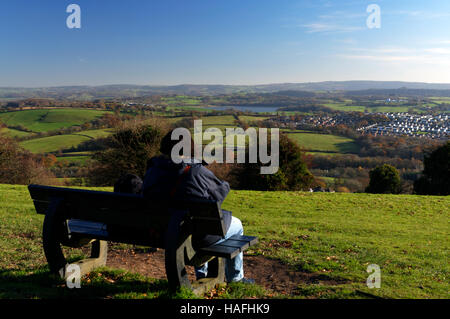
[0,134,55,185]
[364,142,449,195]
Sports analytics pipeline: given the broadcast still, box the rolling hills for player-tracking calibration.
[3,81,450,99]
[0,109,108,133]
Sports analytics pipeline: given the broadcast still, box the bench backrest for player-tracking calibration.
[28,184,227,246]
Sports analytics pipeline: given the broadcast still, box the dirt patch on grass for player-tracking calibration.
[106,246,348,296]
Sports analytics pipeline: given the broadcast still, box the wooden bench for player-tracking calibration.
[28,184,258,294]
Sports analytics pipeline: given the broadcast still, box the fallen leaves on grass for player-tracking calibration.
[267,240,293,249]
[205,286,227,299]
[326,256,338,261]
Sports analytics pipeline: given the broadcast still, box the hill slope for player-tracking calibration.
[0,184,448,299]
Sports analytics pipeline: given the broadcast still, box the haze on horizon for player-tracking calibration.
[2,0,450,87]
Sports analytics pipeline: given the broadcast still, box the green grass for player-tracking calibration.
[223,190,449,299]
[20,134,91,153]
[429,97,450,104]
[200,115,236,127]
[0,184,448,299]
[0,127,33,138]
[323,103,367,112]
[284,131,360,154]
[323,103,412,113]
[56,155,92,164]
[238,115,270,122]
[20,129,112,154]
[162,96,202,107]
[0,109,108,133]
[170,106,213,112]
[75,128,112,139]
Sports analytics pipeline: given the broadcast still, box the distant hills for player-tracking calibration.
[2,81,450,100]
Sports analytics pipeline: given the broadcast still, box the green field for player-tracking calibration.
[0,127,33,138]
[200,115,236,127]
[162,96,202,107]
[20,129,112,154]
[238,115,270,123]
[284,131,360,154]
[429,97,450,104]
[0,109,108,133]
[56,154,93,164]
[323,103,411,113]
[0,184,448,299]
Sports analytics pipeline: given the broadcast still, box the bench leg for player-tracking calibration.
[191,257,225,296]
[165,234,225,295]
[42,198,108,279]
[164,210,225,295]
[42,198,69,274]
[69,240,108,278]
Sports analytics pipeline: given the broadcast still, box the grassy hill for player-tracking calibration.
[0,184,448,299]
[0,127,32,138]
[20,129,112,154]
[283,130,360,155]
[0,109,108,133]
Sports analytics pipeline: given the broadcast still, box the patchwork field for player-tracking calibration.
[20,129,112,154]
[323,103,411,113]
[162,95,202,106]
[0,109,108,133]
[238,115,270,123]
[0,127,32,138]
[284,131,360,154]
[0,184,448,299]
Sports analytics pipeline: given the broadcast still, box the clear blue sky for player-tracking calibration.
[1,0,450,87]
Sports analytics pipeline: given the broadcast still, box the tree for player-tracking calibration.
[87,122,169,186]
[0,134,55,185]
[414,141,450,195]
[235,133,314,191]
[365,164,402,194]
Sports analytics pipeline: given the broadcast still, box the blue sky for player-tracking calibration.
[1,0,450,87]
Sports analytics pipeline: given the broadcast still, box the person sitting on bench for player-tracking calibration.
[142,130,254,284]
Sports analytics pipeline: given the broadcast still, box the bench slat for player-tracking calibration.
[198,235,258,259]
[229,235,259,246]
[199,245,241,259]
[68,219,109,238]
[216,239,250,250]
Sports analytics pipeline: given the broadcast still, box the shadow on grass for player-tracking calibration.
[0,266,196,299]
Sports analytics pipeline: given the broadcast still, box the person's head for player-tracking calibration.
[160,129,195,157]
[113,173,143,194]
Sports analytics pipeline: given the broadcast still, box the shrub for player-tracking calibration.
[336,186,351,193]
[234,133,314,191]
[0,134,55,185]
[87,121,170,186]
[414,141,449,195]
[365,164,402,194]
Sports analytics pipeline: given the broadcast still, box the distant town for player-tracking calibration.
[270,112,449,140]
[357,113,449,139]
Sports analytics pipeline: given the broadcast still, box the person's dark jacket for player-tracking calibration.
[142,155,232,248]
